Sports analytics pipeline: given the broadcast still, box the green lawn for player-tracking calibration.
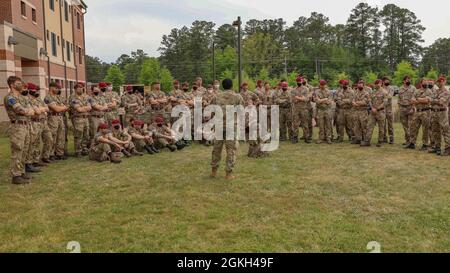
[0,124,449,253]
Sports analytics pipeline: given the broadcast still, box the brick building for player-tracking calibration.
[0,0,87,126]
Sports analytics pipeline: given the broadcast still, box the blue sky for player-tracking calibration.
[84,0,450,62]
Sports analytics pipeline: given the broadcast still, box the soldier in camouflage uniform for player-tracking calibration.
[361,80,387,147]
[4,76,37,184]
[429,76,450,156]
[291,77,311,144]
[210,78,244,180]
[89,123,122,163]
[45,82,69,160]
[121,85,142,127]
[89,85,109,147]
[240,82,263,157]
[351,80,371,145]
[408,78,432,150]
[109,119,143,157]
[70,83,91,157]
[334,79,354,143]
[128,119,160,154]
[314,80,333,144]
[101,82,121,125]
[302,77,315,142]
[398,76,416,146]
[382,77,395,144]
[27,83,49,167]
[148,116,178,152]
[257,82,277,132]
[147,82,169,124]
[195,77,207,96]
[276,82,292,141]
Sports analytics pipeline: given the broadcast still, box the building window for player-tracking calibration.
[64,1,69,22]
[21,1,27,17]
[66,41,71,61]
[51,33,57,57]
[32,8,36,22]
[50,0,54,11]
[78,47,83,64]
[77,12,80,29]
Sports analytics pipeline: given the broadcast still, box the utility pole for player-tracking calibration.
[212,41,216,81]
[284,54,287,77]
[233,16,242,91]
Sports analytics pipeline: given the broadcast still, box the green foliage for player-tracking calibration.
[160,68,174,92]
[310,74,320,86]
[140,58,161,86]
[394,61,418,86]
[425,68,439,80]
[362,71,379,85]
[104,65,124,91]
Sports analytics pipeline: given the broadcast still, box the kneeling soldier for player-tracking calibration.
[89,123,122,164]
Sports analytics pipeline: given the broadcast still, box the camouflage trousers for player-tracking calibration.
[317,109,332,141]
[154,137,174,149]
[279,107,292,140]
[306,107,313,140]
[399,107,414,144]
[132,138,150,152]
[27,121,43,164]
[365,111,386,143]
[72,117,90,154]
[292,107,310,139]
[410,110,431,146]
[430,110,450,150]
[383,108,394,142]
[336,108,354,141]
[9,123,30,177]
[211,140,238,173]
[89,143,112,162]
[352,110,368,142]
[47,115,66,157]
[41,120,53,160]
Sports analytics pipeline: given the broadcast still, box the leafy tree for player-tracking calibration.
[160,68,174,92]
[104,65,124,92]
[425,68,439,81]
[393,61,418,86]
[421,38,450,75]
[86,55,110,83]
[362,71,379,85]
[140,58,161,86]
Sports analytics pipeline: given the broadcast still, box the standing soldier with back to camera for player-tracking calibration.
[398,76,416,147]
[361,79,387,147]
[429,76,450,156]
[210,78,244,180]
[70,83,91,157]
[45,82,69,161]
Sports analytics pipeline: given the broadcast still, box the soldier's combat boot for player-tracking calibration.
[291,137,299,144]
[150,145,160,153]
[327,139,332,145]
[26,164,41,173]
[74,152,82,158]
[210,167,218,178]
[12,176,29,185]
[404,143,415,150]
[42,158,52,164]
[49,156,56,162]
[436,148,442,156]
[389,137,394,145]
[176,141,186,150]
[131,149,144,156]
[122,149,132,158]
[144,145,155,155]
[420,145,429,151]
[81,150,90,156]
[21,173,32,180]
[441,148,450,156]
[316,140,322,144]
[376,142,383,147]
[428,147,438,154]
[167,145,177,152]
[225,171,235,180]
[360,141,371,147]
[33,162,47,167]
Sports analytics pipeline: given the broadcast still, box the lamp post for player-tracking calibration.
[233,16,242,91]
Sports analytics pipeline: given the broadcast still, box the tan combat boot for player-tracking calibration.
[210,167,218,178]
[225,171,235,180]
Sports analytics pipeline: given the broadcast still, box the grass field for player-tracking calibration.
[0,124,449,253]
